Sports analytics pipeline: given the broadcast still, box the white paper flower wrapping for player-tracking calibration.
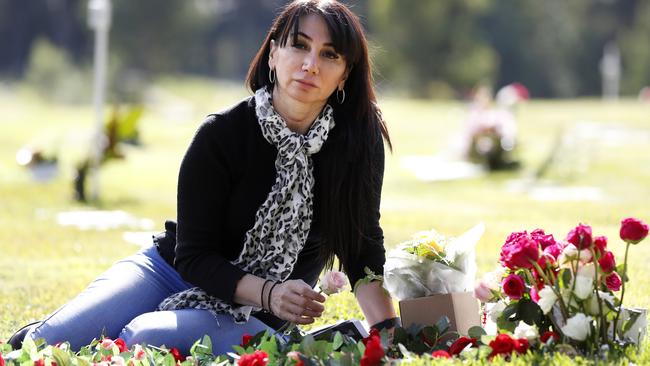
[383,223,483,301]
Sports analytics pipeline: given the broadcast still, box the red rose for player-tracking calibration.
[620,218,649,244]
[500,234,539,270]
[34,360,45,366]
[362,328,380,345]
[566,224,593,249]
[502,274,526,300]
[489,334,515,357]
[114,338,128,353]
[448,336,477,355]
[169,348,185,363]
[598,251,616,273]
[531,229,557,250]
[360,333,385,366]
[237,350,269,366]
[514,338,529,354]
[1,352,5,366]
[431,350,452,358]
[540,331,560,343]
[240,333,252,347]
[543,243,562,260]
[594,236,607,255]
[606,272,622,291]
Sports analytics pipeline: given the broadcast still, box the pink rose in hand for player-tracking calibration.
[620,218,649,244]
[500,234,539,270]
[319,270,349,295]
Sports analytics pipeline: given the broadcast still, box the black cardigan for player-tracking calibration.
[170,96,386,327]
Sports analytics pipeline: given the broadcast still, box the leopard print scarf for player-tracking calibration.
[158,87,335,323]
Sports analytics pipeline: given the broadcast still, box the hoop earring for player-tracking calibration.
[268,68,276,84]
[336,88,345,104]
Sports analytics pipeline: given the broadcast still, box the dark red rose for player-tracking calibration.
[598,251,616,273]
[540,331,560,343]
[489,334,516,357]
[169,348,185,363]
[431,350,452,358]
[502,274,526,300]
[606,272,622,291]
[620,218,649,244]
[566,224,593,249]
[362,328,380,346]
[594,236,608,255]
[531,229,557,250]
[514,338,529,354]
[114,338,128,353]
[500,234,539,270]
[34,360,45,366]
[448,336,477,355]
[240,333,252,347]
[360,334,385,366]
[237,350,269,366]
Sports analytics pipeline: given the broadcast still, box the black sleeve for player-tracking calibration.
[346,137,387,289]
[174,116,247,303]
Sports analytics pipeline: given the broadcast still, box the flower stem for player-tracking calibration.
[531,260,569,322]
[612,242,631,340]
[591,248,606,342]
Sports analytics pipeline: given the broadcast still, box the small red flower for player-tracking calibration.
[502,274,525,300]
[620,218,649,244]
[237,350,269,366]
[606,272,622,291]
[566,223,593,249]
[598,251,616,273]
[448,336,477,355]
[362,328,380,346]
[113,338,128,353]
[431,350,452,358]
[240,333,253,347]
[360,333,385,366]
[169,348,185,363]
[0,352,5,366]
[489,333,516,358]
[540,331,560,343]
[594,236,608,255]
[514,338,529,354]
[34,359,45,366]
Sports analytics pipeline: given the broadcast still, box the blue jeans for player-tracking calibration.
[27,245,274,355]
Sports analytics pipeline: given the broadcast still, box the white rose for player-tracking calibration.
[578,249,593,264]
[573,275,594,300]
[558,244,579,268]
[514,321,539,342]
[577,262,597,280]
[319,270,349,295]
[538,286,558,314]
[561,313,592,341]
[487,300,507,322]
[586,291,614,316]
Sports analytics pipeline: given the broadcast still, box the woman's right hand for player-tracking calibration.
[269,280,326,324]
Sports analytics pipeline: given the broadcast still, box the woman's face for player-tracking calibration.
[269,14,348,108]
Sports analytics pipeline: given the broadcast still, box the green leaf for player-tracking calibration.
[51,347,71,366]
[332,332,344,351]
[467,326,487,339]
[517,298,543,325]
[496,315,517,333]
[301,335,316,356]
[559,268,573,289]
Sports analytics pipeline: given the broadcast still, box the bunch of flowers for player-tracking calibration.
[474,217,649,357]
[383,224,483,301]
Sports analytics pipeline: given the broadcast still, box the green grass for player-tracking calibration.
[1,78,649,364]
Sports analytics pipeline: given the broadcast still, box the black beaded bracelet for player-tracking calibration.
[370,317,401,331]
[267,282,279,315]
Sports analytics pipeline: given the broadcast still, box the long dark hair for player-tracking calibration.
[246,0,392,274]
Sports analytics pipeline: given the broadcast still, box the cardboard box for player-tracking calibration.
[399,292,480,334]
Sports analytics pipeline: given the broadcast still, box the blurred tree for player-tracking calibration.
[369,0,497,98]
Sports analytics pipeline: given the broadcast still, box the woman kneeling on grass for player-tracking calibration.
[11,0,398,355]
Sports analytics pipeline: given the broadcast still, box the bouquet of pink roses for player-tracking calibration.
[474,217,649,357]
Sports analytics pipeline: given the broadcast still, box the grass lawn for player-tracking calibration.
[1,77,649,363]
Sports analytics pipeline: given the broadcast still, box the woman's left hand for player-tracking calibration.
[270,280,326,324]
